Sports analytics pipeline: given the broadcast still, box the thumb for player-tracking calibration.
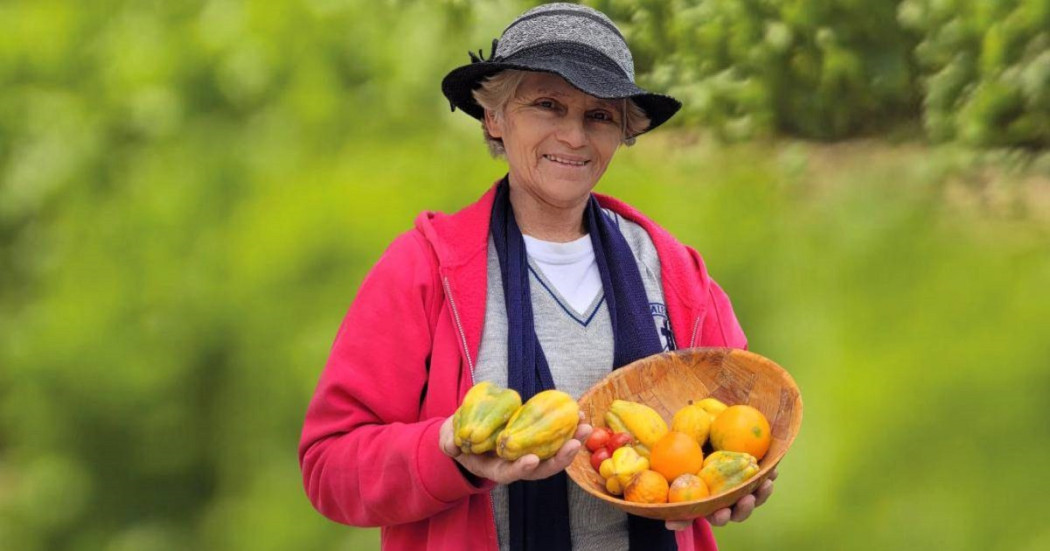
[439,417,462,458]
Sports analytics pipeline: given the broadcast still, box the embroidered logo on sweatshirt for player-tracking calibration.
[650,303,675,351]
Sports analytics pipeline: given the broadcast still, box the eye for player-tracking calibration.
[535,99,557,109]
[589,110,616,123]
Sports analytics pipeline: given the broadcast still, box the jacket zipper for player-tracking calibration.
[442,276,476,377]
[690,315,702,348]
[442,275,498,549]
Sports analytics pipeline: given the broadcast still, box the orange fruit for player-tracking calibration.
[667,473,710,503]
[649,431,704,483]
[709,405,772,460]
[623,470,669,504]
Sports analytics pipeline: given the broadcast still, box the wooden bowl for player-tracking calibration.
[566,347,803,521]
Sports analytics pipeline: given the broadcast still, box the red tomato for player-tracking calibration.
[585,427,613,452]
[589,446,610,471]
[605,432,634,454]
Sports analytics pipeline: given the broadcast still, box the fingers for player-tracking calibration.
[706,508,732,527]
[556,437,582,464]
[753,478,775,508]
[573,411,593,442]
[665,520,692,531]
[444,414,593,484]
[457,452,539,485]
[729,493,756,522]
[439,416,460,458]
[574,422,593,443]
[522,437,582,481]
[706,473,776,527]
[504,454,541,481]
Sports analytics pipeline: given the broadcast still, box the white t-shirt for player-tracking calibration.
[522,234,602,314]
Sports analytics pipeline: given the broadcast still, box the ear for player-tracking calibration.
[483,109,504,139]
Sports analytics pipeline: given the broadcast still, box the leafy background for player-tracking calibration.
[1,1,1048,550]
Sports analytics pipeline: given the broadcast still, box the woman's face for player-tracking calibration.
[484,72,623,209]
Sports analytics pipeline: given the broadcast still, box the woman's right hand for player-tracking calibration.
[439,414,592,485]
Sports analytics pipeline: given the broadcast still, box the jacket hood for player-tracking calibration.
[414,185,498,271]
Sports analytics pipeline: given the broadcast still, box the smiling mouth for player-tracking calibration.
[543,154,589,167]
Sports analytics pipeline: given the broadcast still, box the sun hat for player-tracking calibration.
[440,2,681,135]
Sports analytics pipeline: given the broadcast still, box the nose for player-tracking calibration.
[555,114,587,149]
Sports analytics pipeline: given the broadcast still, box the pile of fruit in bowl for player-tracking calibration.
[583,397,769,505]
[566,347,803,521]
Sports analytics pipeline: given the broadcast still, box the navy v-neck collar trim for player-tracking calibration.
[527,264,605,327]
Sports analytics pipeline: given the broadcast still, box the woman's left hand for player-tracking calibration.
[664,468,778,531]
[440,412,593,485]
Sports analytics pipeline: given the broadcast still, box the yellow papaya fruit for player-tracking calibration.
[453,382,522,454]
[496,389,578,461]
[605,400,668,457]
[671,402,713,448]
[698,450,760,495]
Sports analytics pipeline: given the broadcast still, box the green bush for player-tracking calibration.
[586,0,1049,147]
[588,0,918,140]
[899,0,1050,148]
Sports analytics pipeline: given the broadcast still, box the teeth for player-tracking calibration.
[544,154,587,166]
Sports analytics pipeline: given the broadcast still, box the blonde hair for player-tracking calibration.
[471,69,651,157]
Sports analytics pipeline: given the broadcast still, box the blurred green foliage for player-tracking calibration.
[1,1,1049,550]
[588,0,1050,146]
[900,0,1050,147]
[591,0,917,140]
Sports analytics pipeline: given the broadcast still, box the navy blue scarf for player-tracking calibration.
[490,178,677,551]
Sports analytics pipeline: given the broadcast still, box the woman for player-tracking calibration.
[299,3,775,550]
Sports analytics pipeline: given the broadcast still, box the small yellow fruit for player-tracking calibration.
[695,398,728,420]
[671,402,713,447]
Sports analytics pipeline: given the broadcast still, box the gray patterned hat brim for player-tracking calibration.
[441,41,681,135]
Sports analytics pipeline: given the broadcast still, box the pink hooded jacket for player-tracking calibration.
[299,184,748,550]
